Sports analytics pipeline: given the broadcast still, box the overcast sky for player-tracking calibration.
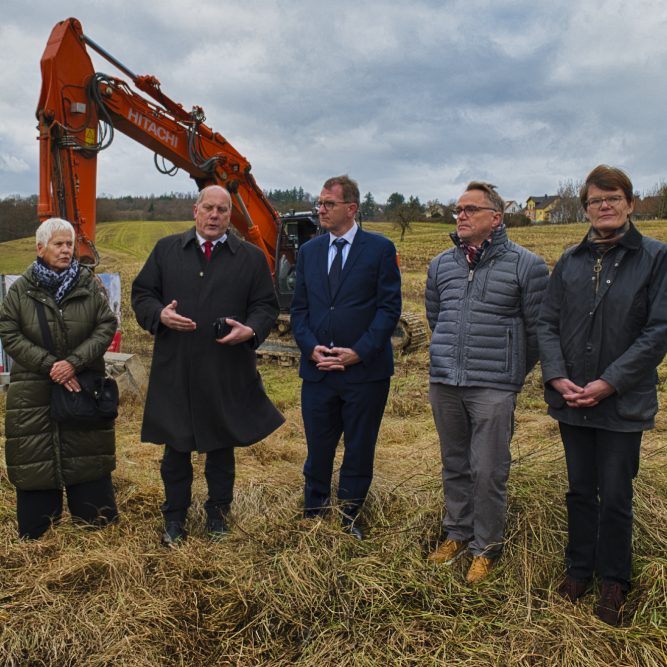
[2,0,666,205]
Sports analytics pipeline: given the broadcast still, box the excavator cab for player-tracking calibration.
[274,211,320,310]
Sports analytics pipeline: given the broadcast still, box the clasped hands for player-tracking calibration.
[549,377,615,408]
[160,300,254,345]
[50,360,80,392]
[311,345,360,371]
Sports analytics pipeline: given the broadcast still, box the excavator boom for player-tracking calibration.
[37,17,281,270]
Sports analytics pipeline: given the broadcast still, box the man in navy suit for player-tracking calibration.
[291,175,402,539]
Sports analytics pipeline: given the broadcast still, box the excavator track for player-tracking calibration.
[257,311,428,365]
[391,311,429,353]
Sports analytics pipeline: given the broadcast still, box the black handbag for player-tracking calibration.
[35,300,119,423]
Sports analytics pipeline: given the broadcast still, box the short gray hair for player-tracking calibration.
[465,182,505,214]
[36,218,75,247]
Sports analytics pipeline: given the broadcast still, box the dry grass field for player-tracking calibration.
[0,220,665,666]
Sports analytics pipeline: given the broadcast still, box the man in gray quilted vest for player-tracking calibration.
[425,181,548,583]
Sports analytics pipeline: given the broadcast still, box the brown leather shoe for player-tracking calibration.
[595,581,626,626]
[466,556,495,584]
[428,539,468,564]
[557,575,591,603]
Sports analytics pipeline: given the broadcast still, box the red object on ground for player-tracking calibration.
[107,330,122,352]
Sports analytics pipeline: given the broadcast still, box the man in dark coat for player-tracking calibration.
[290,175,402,540]
[132,185,284,546]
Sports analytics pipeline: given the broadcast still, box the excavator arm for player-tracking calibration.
[37,17,281,270]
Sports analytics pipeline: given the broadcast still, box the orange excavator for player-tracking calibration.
[36,18,426,360]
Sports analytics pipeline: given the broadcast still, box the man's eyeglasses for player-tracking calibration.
[585,195,625,209]
[453,205,498,218]
[316,200,350,211]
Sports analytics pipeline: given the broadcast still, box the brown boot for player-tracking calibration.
[428,539,468,564]
[557,575,591,603]
[466,556,495,584]
[595,581,626,626]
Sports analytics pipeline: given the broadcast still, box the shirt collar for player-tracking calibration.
[329,222,358,247]
[196,231,227,247]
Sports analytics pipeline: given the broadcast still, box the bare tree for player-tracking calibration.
[550,179,585,223]
[391,195,424,241]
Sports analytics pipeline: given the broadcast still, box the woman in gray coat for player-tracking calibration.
[0,218,118,539]
[538,165,667,625]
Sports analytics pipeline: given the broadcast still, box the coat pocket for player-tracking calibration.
[615,386,658,422]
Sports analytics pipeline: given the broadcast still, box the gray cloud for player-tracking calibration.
[1,0,666,205]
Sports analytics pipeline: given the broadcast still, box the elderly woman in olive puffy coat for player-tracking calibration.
[0,218,118,539]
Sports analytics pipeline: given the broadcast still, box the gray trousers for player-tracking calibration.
[429,383,516,557]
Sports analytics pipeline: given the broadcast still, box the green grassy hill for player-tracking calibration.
[0,220,665,666]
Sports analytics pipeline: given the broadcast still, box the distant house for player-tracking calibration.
[633,195,662,220]
[425,203,447,219]
[525,195,559,223]
[504,200,522,214]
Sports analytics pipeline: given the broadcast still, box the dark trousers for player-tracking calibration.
[559,423,642,588]
[16,474,118,540]
[160,445,235,523]
[301,375,390,519]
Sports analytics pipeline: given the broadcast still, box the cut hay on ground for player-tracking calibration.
[1,221,666,666]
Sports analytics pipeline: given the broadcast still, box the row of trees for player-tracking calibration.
[0,196,39,243]
[0,194,200,243]
[3,181,666,244]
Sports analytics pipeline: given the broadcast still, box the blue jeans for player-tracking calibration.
[559,422,641,588]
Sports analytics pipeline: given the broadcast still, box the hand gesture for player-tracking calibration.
[160,300,197,331]
[215,318,255,345]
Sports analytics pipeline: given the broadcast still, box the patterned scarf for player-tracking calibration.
[587,220,630,250]
[31,257,80,304]
[458,224,503,269]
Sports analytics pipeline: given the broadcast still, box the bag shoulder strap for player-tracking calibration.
[35,300,55,353]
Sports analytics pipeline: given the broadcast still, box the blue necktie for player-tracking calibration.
[328,238,347,295]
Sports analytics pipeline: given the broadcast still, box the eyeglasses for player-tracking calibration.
[316,200,350,211]
[453,205,498,218]
[585,195,625,209]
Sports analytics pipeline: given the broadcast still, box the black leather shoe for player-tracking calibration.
[206,515,229,541]
[161,521,186,548]
[342,519,364,541]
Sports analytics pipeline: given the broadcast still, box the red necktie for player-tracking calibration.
[204,240,213,260]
